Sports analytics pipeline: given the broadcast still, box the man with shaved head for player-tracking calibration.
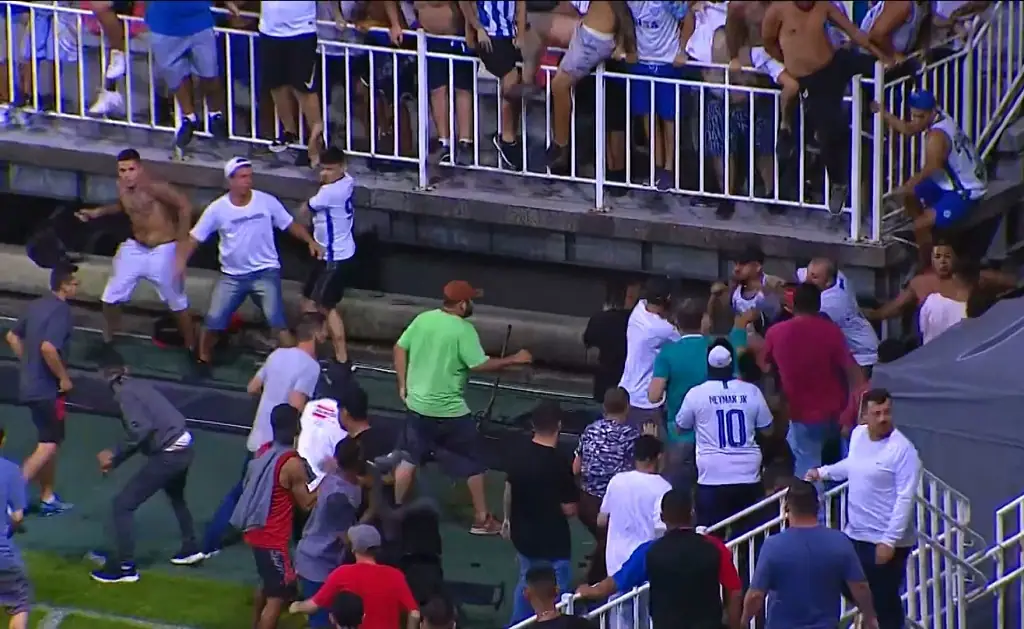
[797,259,878,377]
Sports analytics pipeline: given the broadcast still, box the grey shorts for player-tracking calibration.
[558,23,616,81]
[149,29,219,91]
[0,565,31,616]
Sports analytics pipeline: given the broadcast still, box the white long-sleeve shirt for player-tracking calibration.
[819,425,921,548]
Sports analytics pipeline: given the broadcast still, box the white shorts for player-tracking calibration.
[750,47,786,84]
[101,240,189,312]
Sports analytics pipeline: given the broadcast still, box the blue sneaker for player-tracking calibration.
[91,562,139,584]
[39,495,73,516]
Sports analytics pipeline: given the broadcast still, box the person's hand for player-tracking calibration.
[514,32,526,50]
[641,423,659,437]
[729,57,743,72]
[75,208,101,222]
[673,51,689,67]
[869,101,881,114]
[710,281,728,296]
[224,1,241,18]
[737,307,759,328]
[354,20,372,34]
[288,602,302,614]
[875,543,895,565]
[500,519,511,540]
[804,468,822,482]
[308,241,325,260]
[475,26,493,52]
[511,349,533,365]
[334,16,349,32]
[576,584,600,599]
[389,23,404,47]
[398,384,407,405]
[97,449,114,473]
[840,423,852,439]
[58,377,73,394]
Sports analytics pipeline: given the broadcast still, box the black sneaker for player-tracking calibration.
[434,139,452,165]
[492,134,522,171]
[174,117,197,149]
[777,127,795,160]
[546,143,570,175]
[208,113,228,139]
[270,132,298,154]
[828,183,849,216]
[456,140,474,166]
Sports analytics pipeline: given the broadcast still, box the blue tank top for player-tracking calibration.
[145,1,214,37]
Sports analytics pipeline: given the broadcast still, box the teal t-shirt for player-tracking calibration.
[653,328,748,444]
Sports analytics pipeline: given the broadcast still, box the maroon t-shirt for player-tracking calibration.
[763,314,857,425]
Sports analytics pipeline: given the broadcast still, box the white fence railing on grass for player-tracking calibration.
[2,1,1023,245]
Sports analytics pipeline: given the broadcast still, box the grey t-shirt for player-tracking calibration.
[249,347,320,451]
[13,295,72,402]
[0,457,27,571]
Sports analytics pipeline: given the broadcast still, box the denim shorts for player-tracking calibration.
[205,268,287,331]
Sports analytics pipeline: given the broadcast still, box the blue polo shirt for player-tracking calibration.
[653,328,747,444]
[145,1,214,37]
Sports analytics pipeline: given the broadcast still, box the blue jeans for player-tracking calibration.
[205,269,287,331]
[201,453,251,553]
[299,577,330,628]
[509,554,572,626]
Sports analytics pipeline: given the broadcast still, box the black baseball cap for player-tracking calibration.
[329,591,364,628]
[736,244,765,265]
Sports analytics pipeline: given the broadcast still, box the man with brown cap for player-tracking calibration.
[392,280,532,535]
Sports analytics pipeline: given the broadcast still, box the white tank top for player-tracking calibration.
[929,113,987,197]
[571,1,591,15]
[628,1,683,64]
[859,1,921,54]
[919,293,967,344]
[731,282,765,314]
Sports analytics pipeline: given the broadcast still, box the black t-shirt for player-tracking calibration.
[583,308,631,402]
[505,438,578,561]
[536,615,598,629]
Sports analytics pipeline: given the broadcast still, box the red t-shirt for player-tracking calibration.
[763,315,857,425]
[705,534,742,592]
[312,562,418,629]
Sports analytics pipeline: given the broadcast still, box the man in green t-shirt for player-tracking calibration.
[647,299,751,492]
[392,280,532,535]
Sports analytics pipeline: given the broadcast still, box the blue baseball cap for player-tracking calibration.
[908,90,936,111]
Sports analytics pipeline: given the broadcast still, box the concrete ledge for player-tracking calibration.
[0,246,590,369]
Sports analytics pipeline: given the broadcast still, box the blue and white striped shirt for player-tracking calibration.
[476,1,517,38]
[308,175,356,263]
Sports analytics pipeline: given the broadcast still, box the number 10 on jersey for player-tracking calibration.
[716,409,747,448]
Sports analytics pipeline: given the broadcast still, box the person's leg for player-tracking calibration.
[786,420,827,481]
[3,570,31,629]
[199,273,250,363]
[873,546,911,629]
[662,440,697,494]
[393,413,434,505]
[98,239,145,347]
[426,37,455,160]
[24,399,68,512]
[91,1,126,82]
[299,577,330,628]
[254,549,294,629]
[289,34,325,165]
[250,269,295,349]
[603,62,628,195]
[258,34,298,148]
[189,28,226,136]
[652,65,682,191]
[146,241,196,353]
[438,415,500,533]
[161,449,201,563]
[202,453,251,554]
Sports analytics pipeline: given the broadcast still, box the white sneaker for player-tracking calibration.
[89,90,124,116]
[105,50,126,81]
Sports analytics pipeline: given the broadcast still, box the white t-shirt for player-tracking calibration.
[601,470,672,576]
[627,1,682,64]
[308,175,356,263]
[259,1,318,37]
[618,301,681,410]
[298,398,347,491]
[796,268,879,367]
[819,425,921,547]
[249,347,321,452]
[191,191,294,277]
[676,379,773,486]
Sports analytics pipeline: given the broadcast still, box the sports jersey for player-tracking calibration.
[298,398,347,491]
[929,112,987,198]
[676,379,772,486]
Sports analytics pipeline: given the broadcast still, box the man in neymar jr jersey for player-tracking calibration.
[675,340,774,530]
[874,89,988,265]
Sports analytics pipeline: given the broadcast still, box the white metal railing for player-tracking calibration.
[511,468,990,629]
[0,2,1021,245]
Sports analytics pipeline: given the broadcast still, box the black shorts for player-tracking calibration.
[258,32,319,93]
[401,413,486,477]
[27,397,66,445]
[477,37,521,81]
[252,547,297,599]
[694,482,763,530]
[302,259,352,309]
[427,36,475,92]
[603,59,627,133]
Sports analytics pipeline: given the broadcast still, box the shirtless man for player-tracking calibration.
[762,1,891,216]
[414,1,475,165]
[76,148,196,359]
[540,1,636,174]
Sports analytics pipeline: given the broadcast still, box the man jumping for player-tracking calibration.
[90,362,203,583]
[76,148,197,362]
[4,264,77,516]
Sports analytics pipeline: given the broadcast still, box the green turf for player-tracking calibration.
[0,405,596,628]
[55,617,137,629]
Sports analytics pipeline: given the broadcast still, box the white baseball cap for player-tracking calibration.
[708,345,733,369]
[224,157,252,179]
